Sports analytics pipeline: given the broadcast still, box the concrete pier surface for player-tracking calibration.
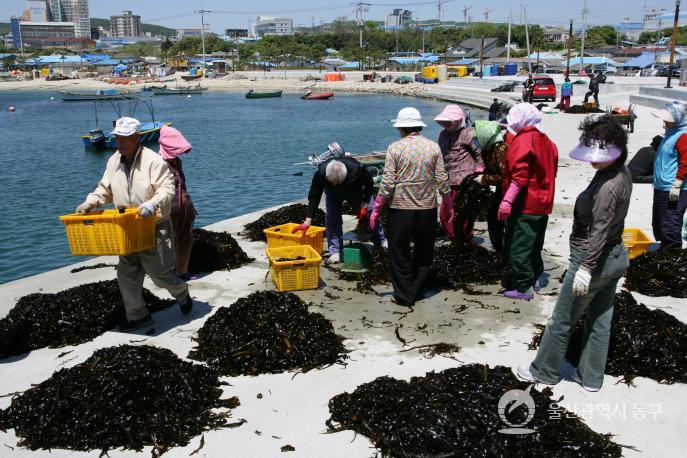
[1,80,686,457]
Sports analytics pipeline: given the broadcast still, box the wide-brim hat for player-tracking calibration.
[569,141,622,163]
[393,107,426,128]
[651,109,675,123]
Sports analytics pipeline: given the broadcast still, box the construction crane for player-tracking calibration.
[463,5,472,24]
[437,0,450,22]
[484,8,494,22]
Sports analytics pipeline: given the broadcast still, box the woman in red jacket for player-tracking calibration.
[498,103,558,300]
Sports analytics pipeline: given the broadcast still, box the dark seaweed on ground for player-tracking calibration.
[624,250,687,297]
[242,203,326,241]
[327,364,621,457]
[333,247,392,293]
[0,280,174,359]
[188,228,254,274]
[188,291,348,376]
[529,291,687,384]
[564,105,605,114]
[431,243,504,289]
[0,345,240,456]
[453,173,493,238]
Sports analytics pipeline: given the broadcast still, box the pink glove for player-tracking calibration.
[497,182,522,222]
[475,165,485,173]
[291,223,310,236]
[369,195,388,231]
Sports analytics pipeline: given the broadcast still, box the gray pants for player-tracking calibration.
[530,242,629,390]
[117,218,189,321]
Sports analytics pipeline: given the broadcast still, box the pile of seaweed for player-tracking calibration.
[242,203,326,241]
[188,291,347,375]
[453,173,493,242]
[188,228,254,274]
[564,105,605,114]
[431,243,504,289]
[624,250,687,297]
[327,364,621,457]
[0,280,174,359]
[530,291,687,384]
[335,247,391,293]
[0,345,240,456]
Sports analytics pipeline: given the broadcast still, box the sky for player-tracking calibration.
[0,0,672,32]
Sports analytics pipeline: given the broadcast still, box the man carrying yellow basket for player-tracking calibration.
[75,117,193,332]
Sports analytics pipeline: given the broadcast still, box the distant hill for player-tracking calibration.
[91,18,176,37]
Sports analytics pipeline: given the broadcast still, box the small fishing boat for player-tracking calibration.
[181,74,202,82]
[81,121,172,149]
[245,89,283,99]
[150,85,206,95]
[301,91,334,100]
[59,89,137,102]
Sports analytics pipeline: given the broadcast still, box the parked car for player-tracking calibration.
[640,64,660,77]
[522,76,557,102]
[656,64,681,77]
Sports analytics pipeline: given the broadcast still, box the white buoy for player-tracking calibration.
[50,96,55,100]
[8,106,15,112]
[187,95,192,99]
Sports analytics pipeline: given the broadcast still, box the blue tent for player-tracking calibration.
[446,58,479,65]
[618,53,656,68]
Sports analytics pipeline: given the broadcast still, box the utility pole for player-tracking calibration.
[667,0,681,88]
[524,3,531,72]
[580,0,588,74]
[354,2,371,48]
[566,19,574,76]
[484,8,494,22]
[463,5,472,25]
[194,1,211,58]
[506,7,512,62]
[479,35,485,79]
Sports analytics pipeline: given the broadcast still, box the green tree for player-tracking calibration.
[160,38,173,55]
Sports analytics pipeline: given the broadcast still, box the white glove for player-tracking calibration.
[572,267,592,297]
[473,174,484,185]
[137,201,156,218]
[75,202,94,214]
[669,179,683,203]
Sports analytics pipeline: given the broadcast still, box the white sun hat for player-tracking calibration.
[569,141,622,163]
[113,117,141,136]
[393,107,426,128]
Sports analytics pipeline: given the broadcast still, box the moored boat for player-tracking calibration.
[245,89,283,99]
[59,89,137,102]
[150,85,206,95]
[301,91,334,100]
[82,121,172,149]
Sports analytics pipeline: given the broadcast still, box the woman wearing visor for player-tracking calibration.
[517,115,632,392]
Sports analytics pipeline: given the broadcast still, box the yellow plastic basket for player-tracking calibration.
[263,223,325,253]
[622,228,652,259]
[59,209,156,256]
[266,245,322,291]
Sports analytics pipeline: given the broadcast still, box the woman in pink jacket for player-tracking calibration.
[435,104,484,241]
[158,125,197,281]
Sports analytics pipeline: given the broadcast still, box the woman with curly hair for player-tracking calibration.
[517,115,633,392]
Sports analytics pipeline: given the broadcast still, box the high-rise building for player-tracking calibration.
[110,11,141,37]
[48,0,63,21]
[60,0,90,38]
[27,1,48,22]
[253,16,293,37]
[385,9,412,29]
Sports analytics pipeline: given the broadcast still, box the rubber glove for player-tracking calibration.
[138,201,156,218]
[669,179,683,203]
[357,205,368,221]
[292,218,312,236]
[497,182,522,222]
[473,174,484,185]
[369,195,387,231]
[572,267,592,297]
[474,165,485,174]
[75,202,94,214]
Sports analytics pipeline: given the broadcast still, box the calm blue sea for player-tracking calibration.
[0,91,486,284]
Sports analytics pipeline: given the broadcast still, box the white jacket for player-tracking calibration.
[85,146,175,222]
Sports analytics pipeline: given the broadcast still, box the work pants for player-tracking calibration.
[583,90,599,105]
[560,96,571,110]
[171,196,196,275]
[117,219,189,321]
[386,208,437,306]
[325,189,386,254]
[652,189,687,250]
[504,212,548,292]
[530,243,628,390]
[487,190,505,254]
[439,185,473,241]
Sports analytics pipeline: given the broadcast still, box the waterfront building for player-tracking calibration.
[253,17,293,37]
[110,11,141,37]
[11,18,75,48]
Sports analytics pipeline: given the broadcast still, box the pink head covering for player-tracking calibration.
[506,103,541,133]
[158,125,192,160]
[434,104,465,131]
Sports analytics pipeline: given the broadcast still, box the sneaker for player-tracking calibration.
[328,253,341,264]
[179,294,193,315]
[570,368,600,392]
[504,287,534,301]
[119,314,153,332]
[516,366,555,386]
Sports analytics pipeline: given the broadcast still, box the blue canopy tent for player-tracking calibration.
[566,56,618,74]
[113,63,129,76]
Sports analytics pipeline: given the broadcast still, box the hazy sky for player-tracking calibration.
[0,0,670,32]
